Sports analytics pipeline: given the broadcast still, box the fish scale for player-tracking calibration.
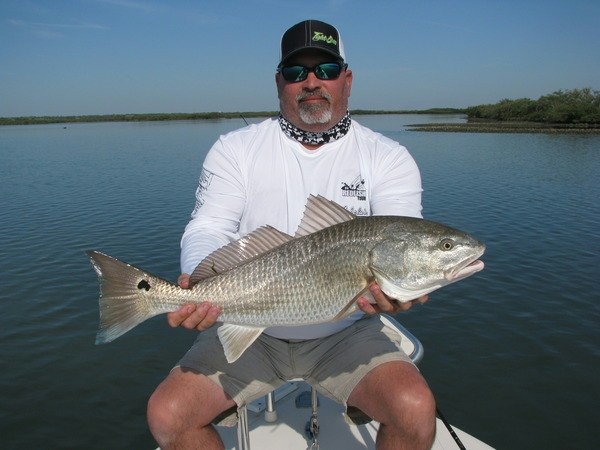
[189,225,373,326]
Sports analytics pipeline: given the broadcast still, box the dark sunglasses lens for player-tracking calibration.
[314,63,342,80]
[281,66,307,82]
[280,63,344,82]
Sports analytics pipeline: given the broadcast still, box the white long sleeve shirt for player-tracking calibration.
[181,117,423,339]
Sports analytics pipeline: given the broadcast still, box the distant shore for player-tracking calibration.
[2,110,598,134]
[406,120,600,134]
[0,111,277,126]
[0,109,462,126]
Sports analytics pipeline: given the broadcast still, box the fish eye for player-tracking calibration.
[440,239,454,251]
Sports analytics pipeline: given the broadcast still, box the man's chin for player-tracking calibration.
[298,107,332,126]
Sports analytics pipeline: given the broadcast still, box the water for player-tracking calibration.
[1,116,598,449]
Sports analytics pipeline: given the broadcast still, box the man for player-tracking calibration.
[147,20,436,450]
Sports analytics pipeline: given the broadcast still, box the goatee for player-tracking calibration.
[297,89,332,125]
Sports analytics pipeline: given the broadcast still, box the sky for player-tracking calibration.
[1,0,599,117]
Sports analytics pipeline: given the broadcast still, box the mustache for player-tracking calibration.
[296,89,331,102]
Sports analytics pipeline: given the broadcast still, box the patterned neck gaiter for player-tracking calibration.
[278,111,351,145]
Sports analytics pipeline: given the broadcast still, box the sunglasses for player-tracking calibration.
[278,62,348,82]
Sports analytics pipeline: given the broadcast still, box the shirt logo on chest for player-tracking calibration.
[341,176,366,201]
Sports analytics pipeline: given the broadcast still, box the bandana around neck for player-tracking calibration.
[278,112,351,146]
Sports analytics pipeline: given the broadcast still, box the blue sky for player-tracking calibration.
[1,0,599,117]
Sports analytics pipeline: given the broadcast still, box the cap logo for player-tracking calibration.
[312,31,337,46]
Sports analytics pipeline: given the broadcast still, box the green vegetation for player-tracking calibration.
[350,108,464,115]
[0,111,279,126]
[406,121,600,134]
[0,108,464,126]
[465,88,600,124]
[408,88,600,133]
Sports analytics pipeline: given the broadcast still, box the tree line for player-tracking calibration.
[465,88,600,124]
[0,108,464,126]
[0,111,277,126]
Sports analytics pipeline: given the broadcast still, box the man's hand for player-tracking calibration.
[356,282,428,314]
[166,273,221,331]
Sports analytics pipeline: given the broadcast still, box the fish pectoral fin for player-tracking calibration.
[332,287,372,321]
[217,324,266,363]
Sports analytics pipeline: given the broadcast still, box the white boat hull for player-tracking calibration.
[219,380,494,450]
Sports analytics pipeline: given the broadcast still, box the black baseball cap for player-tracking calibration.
[279,19,346,66]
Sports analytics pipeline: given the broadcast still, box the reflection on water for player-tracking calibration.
[0,116,598,449]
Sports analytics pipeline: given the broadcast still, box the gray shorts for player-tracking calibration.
[177,315,414,426]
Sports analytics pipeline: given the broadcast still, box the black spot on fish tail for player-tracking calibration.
[137,280,151,291]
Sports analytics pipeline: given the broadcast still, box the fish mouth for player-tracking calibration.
[445,258,485,282]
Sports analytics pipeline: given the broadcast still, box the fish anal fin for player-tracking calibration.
[217,324,266,363]
[294,195,356,238]
[190,226,293,286]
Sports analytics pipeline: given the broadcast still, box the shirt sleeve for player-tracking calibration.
[180,138,246,275]
[369,142,423,219]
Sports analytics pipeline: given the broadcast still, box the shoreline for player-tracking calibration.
[0,111,278,126]
[406,122,600,134]
[1,111,598,134]
[0,109,462,127]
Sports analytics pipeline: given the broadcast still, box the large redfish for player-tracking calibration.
[87,195,485,362]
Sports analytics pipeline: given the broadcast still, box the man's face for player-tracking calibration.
[276,49,352,132]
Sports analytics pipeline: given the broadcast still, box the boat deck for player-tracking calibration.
[219,380,494,449]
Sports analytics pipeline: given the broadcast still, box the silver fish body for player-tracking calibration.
[88,196,485,362]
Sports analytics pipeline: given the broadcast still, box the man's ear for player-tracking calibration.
[275,72,284,98]
[344,68,353,98]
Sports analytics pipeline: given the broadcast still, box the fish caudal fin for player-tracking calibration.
[87,250,162,344]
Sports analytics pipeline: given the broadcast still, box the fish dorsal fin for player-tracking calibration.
[189,225,293,286]
[217,324,266,363]
[294,195,356,238]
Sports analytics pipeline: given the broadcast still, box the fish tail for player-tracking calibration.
[86,250,163,344]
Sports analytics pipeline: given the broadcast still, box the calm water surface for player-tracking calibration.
[1,115,598,449]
